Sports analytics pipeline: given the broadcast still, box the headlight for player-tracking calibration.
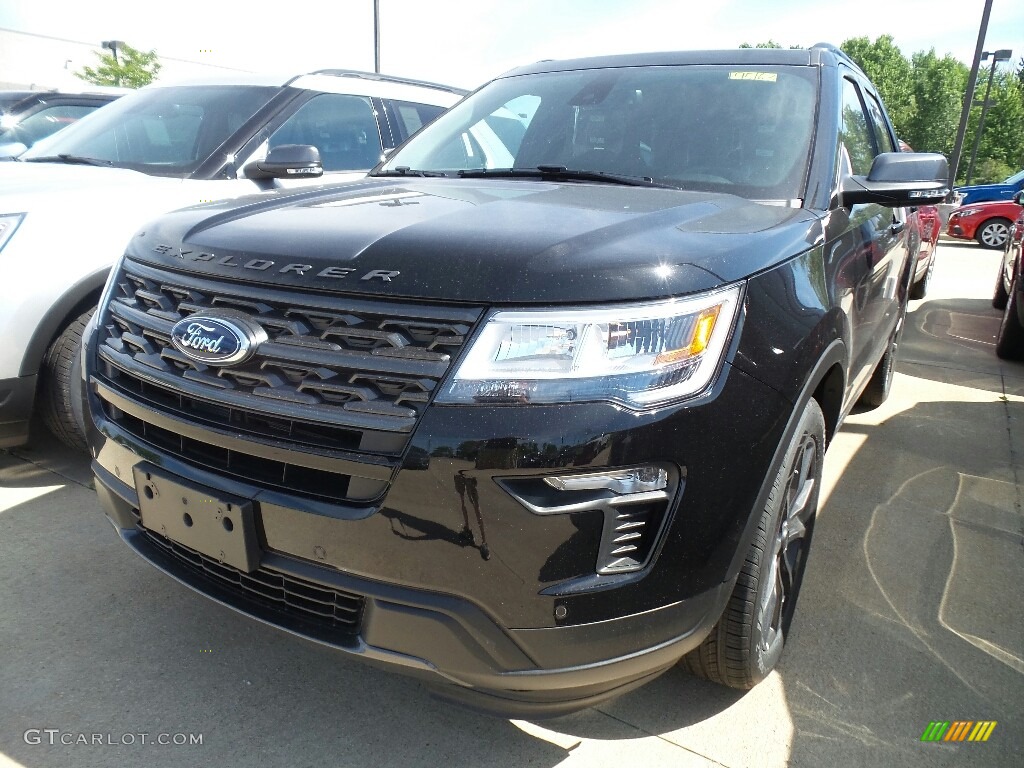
[438,284,742,409]
[0,213,25,252]
[956,208,980,218]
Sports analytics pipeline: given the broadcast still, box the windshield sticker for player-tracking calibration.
[728,72,778,82]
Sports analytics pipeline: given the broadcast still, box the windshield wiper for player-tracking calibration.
[24,154,114,167]
[458,165,675,188]
[370,166,448,178]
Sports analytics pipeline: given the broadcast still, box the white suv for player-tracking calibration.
[0,70,464,450]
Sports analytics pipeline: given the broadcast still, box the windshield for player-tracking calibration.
[1005,169,1024,185]
[21,85,279,176]
[378,64,818,201]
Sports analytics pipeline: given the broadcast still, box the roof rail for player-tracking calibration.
[809,42,866,76]
[302,69,468,96]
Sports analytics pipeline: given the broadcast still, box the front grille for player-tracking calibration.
[93,258,482,504]
[142,527,364,635]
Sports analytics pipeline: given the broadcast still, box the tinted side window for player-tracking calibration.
[387,100,446,143]
[864,93,896,154]
[840,79,874,176]
[270,94,383,171]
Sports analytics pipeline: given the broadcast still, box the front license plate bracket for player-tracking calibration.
[133,464,260,573]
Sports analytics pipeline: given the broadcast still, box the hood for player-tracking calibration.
[956,181,1013,193]
[133,178,823,304]
[0,161,170,201]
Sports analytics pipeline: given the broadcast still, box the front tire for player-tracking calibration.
[39,308,94,452]
[996,276,1024,360]
[977,218,1011,249]
[683,398,825,689]
[858,306,905,409]
[993,263,1010,310]
[909,254,934,300]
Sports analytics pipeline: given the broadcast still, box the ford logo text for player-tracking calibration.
[169,315,264,366]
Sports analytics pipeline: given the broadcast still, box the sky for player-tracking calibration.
[1,0,1022,89]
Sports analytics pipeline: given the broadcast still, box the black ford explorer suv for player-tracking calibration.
[84,46,948,716]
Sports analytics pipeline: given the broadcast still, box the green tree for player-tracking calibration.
[905,49,968,155]
[75,42,161,88]
[729,38,1022,180]
[739,41,803,49]
[841,35,916,139]
[966,69,1024,180]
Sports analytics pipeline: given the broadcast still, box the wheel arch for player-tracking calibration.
[19,267,108,378]
[723,338,846,586]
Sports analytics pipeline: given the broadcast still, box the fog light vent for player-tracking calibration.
[498,464,681,575]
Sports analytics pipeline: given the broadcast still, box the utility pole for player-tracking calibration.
[965,49,1013,185]
[948,0,993,190]
[101,40,124,87]
[373,0,380,74]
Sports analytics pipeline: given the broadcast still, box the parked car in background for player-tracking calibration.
[946,197,1023,249]
[909,203,941,298]
[0,88,125,157]
[992,191,1024,357]
[0,70,464,451]
[954,168,1024,206]
[82,45,948,716]
[897,141,940,298]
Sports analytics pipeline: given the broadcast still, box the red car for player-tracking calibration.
[898,142,940,298]
[909,204,940,298]
[947,198,1023,249]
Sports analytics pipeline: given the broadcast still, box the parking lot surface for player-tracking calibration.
[1,239,1021,767]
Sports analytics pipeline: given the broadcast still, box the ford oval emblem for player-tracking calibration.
[169,314,264,366]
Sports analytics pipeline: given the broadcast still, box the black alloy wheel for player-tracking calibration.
[683,398,825,689]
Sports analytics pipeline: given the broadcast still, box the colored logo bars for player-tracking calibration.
[921,721,997,742]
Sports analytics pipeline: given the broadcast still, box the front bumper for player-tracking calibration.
[85,318,793,715]
[94,460,730,716]
[0,374,36,448]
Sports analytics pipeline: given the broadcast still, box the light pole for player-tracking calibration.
[948,0,993,192]
[965,48,1013,185]
[101,40,125,86]
[373,0,380,74]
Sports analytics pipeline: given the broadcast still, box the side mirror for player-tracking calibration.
[244,144,323,180]
[841,152,950,207]
[1014,190,1024,206]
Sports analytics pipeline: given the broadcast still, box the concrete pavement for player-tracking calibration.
[1,240,1021,767]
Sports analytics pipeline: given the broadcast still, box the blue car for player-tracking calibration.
[956,168,1024,205]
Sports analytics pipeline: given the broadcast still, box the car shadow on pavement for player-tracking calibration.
[780,397,1024,767]
[5,414,96,489]
[898,296,1024,397]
